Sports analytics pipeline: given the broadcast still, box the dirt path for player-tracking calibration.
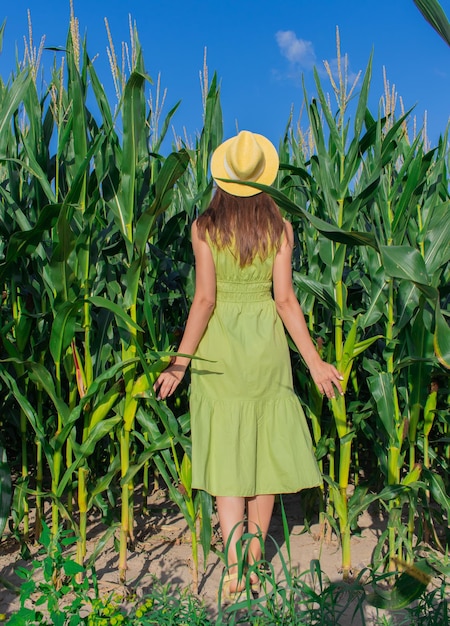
[0,490,388,624]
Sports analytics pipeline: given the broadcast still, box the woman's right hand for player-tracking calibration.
[308,359,344,400]
[153,361,187,400]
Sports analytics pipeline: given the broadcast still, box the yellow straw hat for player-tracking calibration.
[210,130,279,197]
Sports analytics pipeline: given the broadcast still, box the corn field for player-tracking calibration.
[0,9,449,591]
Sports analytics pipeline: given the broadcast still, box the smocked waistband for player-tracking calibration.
[216,280,272,302]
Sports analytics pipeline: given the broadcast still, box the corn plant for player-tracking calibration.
[273,34,449,576]
[0,8,449,593]
[0,14,191,583]
[273,49,385,576]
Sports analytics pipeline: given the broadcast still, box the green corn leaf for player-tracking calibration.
[86,56,114,133]
[151,100,181,155]
[196,72,223,192]
[48,203,76,305]
[341,176,381,232]
[89,382,123,431]
[81,416,122,459]
[367,558,433,610]
[123,256,144,311]
[341,317,358,372]
[293,273,338,310]
[147,397,183,440]
[3,153,56,205]
[0,366,54,471]
[2,203,61,266]
[331,394,348,439]
[0,19,5,54]
[110,70,147,250]
[352,335,383,359]
[413,0,450,46]
[263,185,380,248]
[152,453,194,532]
[353,51,373,140]
[122,407,180,484]
[15,313,33,356]
[323,478,348,524]
[66,29,88,202]
[87,296,143,333]
[422,468,450,517]
[49,300,80,366]
[0,70,31,139]
[377,484,417,501]
[197,489,213,566]
[423,390,437,437]
[180,453,192,497]
[367,371,398,444]
[389,136,423,233]
[87,465,120,510]
[56,106,74,160]
[380,109,416,167]
[313,67,343,157]
[347,488,382,523]
[424,201,450,275]
[380,245,429,284]
[85,358,138,396]
[56,416,121,497]
[85,523,120,568]
[54,359,135,447]
[53,403,87,453]
[434,306,450,368]
[64,132,106,206]
[135,149,190,251]
[0,447,12,538]
[26,362,70,423]
[427,559,450,577]
[120,434,173,485]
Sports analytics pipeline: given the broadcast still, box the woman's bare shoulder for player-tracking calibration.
[281,219,294,247]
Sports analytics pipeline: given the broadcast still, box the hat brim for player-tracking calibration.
[210,133,279,197]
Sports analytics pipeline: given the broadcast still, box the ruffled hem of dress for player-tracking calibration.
[189,391,323,497]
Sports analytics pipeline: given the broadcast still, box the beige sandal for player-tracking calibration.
[249,572,261,594]
[221,572,246,602]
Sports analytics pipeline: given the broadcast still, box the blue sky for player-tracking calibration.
[1,1,449,150]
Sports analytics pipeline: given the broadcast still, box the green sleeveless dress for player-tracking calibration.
[190,240,322,497]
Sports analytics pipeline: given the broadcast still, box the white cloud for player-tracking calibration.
[275,30,316,69]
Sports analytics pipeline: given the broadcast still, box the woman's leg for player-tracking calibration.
[246,494,275,566]
[216,496,246,591]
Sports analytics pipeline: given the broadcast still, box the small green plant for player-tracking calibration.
[216,511,449,626]
[4,522,212,626]
[127,584,211,625]
[6,522,86,625]
[4,520,448,626]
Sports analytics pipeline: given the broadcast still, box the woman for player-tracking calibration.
[154,130,343,598]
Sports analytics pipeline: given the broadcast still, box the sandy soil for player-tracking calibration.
[0,490,400,624]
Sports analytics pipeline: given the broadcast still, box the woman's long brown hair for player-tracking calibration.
[196,188,284,267]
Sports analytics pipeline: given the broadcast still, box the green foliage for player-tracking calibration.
[4,523,211,626]
[6,523,86,626]
[4,522,448,625]
[0,447,11,538]
[0,5,448,594]
[413,0,450,46]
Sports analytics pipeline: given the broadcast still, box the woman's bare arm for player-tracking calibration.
[273,220,343,399]
[153,221,216,400]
